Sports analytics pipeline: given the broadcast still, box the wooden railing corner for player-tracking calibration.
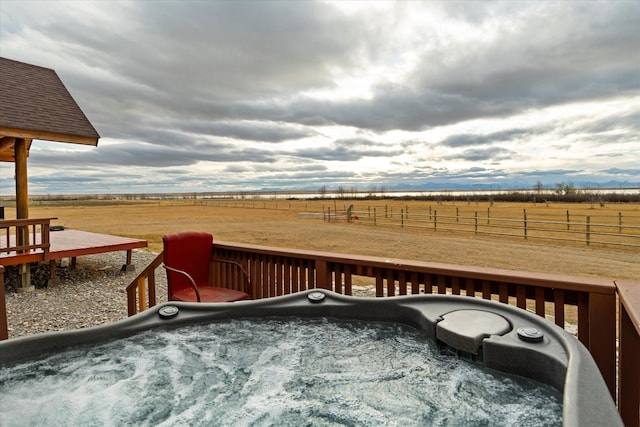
[615,280,640,427]
[125,252,163,316]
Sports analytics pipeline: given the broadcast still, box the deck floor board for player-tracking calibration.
[1,229,148,266]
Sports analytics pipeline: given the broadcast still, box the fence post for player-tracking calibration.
[474,211,478,234]
[385,205,388,218]
[456,207,459,223]
[619,212,622,234]
[586,216,591,245]
[373,207,377,225]
[434,210,437,231]
[401,209,404,227]
[567,210,570,230]
[523,209,528,239]
[487,207,490,225]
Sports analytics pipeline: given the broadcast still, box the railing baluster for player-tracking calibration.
[554,289,565,327]
[498,282,509,303]
[386,269,395,296]
[482,280,491,300]
[284,257,292,295]
[411,271,420,295]
[437,275,447,295]
[516,285,526,308]
[535,287,545,316]
[375,268,384,297]
[466,278,475,297]
[334,263,343,294]
[344,265,352,295]
[577,292,589,345]
[398,270,407,295]
[450,276,459,295]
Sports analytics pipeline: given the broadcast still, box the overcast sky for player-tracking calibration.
[1,1,639,195]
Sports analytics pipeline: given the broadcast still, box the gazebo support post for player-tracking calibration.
[15,138,33,292]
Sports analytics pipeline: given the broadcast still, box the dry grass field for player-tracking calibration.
[14,198,640,281]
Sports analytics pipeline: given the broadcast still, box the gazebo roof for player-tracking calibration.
[0,57,100,162]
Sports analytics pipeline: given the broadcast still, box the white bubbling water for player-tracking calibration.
[0,318,562,426]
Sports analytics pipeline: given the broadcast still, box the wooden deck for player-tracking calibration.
[1,229,148,270]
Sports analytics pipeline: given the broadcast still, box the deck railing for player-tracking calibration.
[0,218,55,266]
[120,240,634,424]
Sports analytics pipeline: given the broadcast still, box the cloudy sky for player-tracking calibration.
[1,1,639,195]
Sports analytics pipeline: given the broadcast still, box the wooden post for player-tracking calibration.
[0,266,7,340]
[15,139,29,220]
[15,138,33,291]
[588,291,617,398]
[474,211,478,234]
[618,212,622,234]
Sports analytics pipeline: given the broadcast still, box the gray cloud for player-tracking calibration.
[443,147,515,162]
[441,129,530,148]
[293,138,404,162]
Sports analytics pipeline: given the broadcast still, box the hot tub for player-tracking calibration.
[0,291,622,426]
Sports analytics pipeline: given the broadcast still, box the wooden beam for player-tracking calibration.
[0,127,98,146]
[0,138,32,163]
[0,137,17,162]
[0,137,16,150]
[0,152,17,162]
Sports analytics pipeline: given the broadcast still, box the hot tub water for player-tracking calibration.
[0,318,561,426]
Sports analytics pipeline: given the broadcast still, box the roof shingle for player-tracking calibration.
[0,57,100,142]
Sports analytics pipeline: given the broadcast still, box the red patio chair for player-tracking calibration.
[162,231,250,302]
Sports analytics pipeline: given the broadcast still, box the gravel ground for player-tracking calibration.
[4,250,167,338]
[3,250,378,339]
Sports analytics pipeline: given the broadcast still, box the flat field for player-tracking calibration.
[13,198,640,280]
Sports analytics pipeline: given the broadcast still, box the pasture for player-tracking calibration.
[11,198,640,281]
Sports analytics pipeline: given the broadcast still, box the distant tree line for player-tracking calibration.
[2,183,637,204]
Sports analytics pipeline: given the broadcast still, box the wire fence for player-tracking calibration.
[327,204,640,248]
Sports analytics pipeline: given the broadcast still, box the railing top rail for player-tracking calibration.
[0,218,58,227]
[616,280,640,335]
[213,240,616,294]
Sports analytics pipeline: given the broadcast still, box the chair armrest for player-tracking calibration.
[211,258,251,295]
[163,264,202,302]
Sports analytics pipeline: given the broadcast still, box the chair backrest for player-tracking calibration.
[163,231,213,299]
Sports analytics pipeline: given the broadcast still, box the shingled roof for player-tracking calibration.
[0,57,100,162]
